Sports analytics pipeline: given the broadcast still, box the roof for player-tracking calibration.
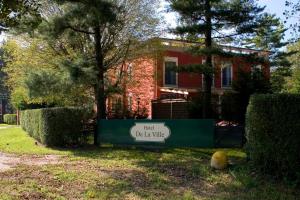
[159,38,270,56]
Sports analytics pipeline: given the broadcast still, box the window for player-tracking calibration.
[222,62,232,87]
[251,64,262,74]
[127,63,133,80]
[128,96,132,111]
[164,57,178,86]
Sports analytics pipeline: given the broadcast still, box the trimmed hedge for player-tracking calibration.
[20,107,89,147]
[246,94,300,180]
[3,114,17,125]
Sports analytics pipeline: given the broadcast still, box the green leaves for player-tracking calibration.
[0,0,41,33]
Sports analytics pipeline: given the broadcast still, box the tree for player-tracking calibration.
[284,40,300,93]
[244,13,292,93]
[284,0,300,40]
[2,39,93,109]
[168,0,265,117]
[32,0,160,145]
[0,0,41,32]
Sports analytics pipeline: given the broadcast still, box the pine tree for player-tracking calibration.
[168,0,265,117]
[244,13,292,93]
[0,0,41,32]
[38,0,160,145]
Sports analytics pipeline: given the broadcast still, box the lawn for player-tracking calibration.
[0,126,299,200]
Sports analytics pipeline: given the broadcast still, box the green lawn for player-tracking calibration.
[0,126,299,200]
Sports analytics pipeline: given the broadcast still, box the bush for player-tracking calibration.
[246,94,300,180]
[3,114,17,125]
[20,107,91,147]
[221,92,246,123]
[188,93,219,119]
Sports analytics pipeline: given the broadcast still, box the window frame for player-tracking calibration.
[163,57,178,87]
[221,61,233,88]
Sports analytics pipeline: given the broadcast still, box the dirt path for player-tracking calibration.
[0,152,62,172]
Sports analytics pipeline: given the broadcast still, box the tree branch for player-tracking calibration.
[65,25,95,35]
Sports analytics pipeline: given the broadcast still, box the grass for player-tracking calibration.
[0,125,299,199]
[0,126,70,155]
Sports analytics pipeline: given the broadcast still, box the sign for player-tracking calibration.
[98,119,215,148]
[130,123,171,142]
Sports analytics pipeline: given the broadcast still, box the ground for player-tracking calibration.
[0,125,299,200]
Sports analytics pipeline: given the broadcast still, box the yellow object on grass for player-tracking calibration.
[211,151,228,170]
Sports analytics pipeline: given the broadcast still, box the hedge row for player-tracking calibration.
[3,114,17,125]
[20,107,89,147]
[246,94,300,180]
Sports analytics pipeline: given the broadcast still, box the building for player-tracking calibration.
[107,38,270,119]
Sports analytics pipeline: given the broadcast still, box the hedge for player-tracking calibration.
[20,107,90,147]
[246,94,300,180]
[3,114,17,125]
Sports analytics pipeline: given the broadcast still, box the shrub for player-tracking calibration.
[221,92,246,123]
[246,94,300,180]
[188,93,219,119]
[20,107,91,147]
[3,114,17,125]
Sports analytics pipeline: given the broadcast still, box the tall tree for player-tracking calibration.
[35,0,160,145]
[168,0,265,117]
[244,13,292,93]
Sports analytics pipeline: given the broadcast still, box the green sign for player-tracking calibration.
[98,119,214,148]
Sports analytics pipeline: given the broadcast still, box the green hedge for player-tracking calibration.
[20,107,90,147]
[3,114,17,125]
[246,94,300,180]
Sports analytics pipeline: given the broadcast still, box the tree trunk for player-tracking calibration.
[203,0,213,118]
[94,26,106,145]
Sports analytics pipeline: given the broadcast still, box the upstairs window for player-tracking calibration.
[164,57,178,86]
[127,63,133,80]
[222,62,232,88]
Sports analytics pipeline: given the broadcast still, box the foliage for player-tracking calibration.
[3,114,17,125]
[243,13,292,93]
[284,41,300,93]
[271,66,292,93]
[230,68,271,123]
[2,39,93,109]
[0,0,41,32]
[188,93,219,119]
[20,107,91,147]
[221,91,244,123]
[168,0,266,117]
[246,94,300,181]
[284,0,300,40]
[285,68,300,93]
[29,0,160,144]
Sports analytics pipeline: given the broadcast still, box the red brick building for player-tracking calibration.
[107,38,270,119]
